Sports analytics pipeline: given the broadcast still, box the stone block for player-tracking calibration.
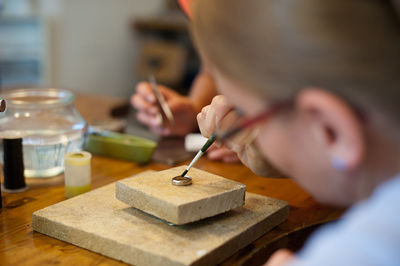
[116,166,246,225]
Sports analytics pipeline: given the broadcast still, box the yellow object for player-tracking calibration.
[65,184,91,198]
[64,151,92,198]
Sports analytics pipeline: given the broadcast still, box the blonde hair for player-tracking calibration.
[191,0,400,119]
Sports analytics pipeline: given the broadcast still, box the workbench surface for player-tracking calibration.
[0,93,342,265]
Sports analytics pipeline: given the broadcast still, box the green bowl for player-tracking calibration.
[85,131,156,163]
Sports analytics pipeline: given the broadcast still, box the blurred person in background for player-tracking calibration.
[130,0,239,163]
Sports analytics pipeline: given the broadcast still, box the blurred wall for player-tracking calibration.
[37,0,164,97]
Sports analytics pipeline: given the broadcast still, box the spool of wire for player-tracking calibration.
[64,151,92,198]
[0,99,6,206]
[2,137,28,193]
[0,99,6,112]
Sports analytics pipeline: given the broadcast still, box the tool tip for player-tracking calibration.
[181,169,188,177]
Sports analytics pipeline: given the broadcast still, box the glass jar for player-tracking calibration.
[0,88,87,178]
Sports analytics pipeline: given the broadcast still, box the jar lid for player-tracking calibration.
[0,88,75,109]
[65,151,92,166]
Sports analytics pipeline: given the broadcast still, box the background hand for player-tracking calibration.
[131,82,198,136]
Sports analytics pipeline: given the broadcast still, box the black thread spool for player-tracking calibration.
[2,138,27,193]
[0,99,5,207]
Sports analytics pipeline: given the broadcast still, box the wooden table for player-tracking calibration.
[0,94,343,265]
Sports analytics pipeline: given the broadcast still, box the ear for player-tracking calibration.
[296,88,365,170]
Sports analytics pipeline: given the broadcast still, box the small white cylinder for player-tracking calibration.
[64,151,92,198]
[184,133,207,152]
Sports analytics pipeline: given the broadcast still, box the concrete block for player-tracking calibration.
[115,166,246,225]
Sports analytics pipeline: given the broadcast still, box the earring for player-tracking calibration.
[331,156,347,171]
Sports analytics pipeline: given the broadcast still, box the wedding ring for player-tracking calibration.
[172,175,192,186]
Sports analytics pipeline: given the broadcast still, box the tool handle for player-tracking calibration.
[201,133,216,152]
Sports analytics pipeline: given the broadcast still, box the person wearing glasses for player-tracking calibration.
[130,0,239,163]
[192,0,400,265]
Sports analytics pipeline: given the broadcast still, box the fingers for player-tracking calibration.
[197,95,236,138]
[197,105,212,137]
[212,95,234,124]
[136,110,162,128]
[207,146,233,160]
[132,81,172,128]
[264,249,295,266]
[136,82,155,102]
[136,111,172,135]
[222,154,241,163]
[131,82,159,115]
[207,145,240,163]
[150,125,171,136]
[134,82,184,116]
[136,81,177,103]
[131,94,158,115]
[133,81,195,136]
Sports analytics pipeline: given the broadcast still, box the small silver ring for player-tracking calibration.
[172,175,192,186]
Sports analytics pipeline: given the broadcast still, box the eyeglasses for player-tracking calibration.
[216,100,292,142]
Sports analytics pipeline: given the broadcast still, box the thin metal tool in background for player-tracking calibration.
[149,75,174,126]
